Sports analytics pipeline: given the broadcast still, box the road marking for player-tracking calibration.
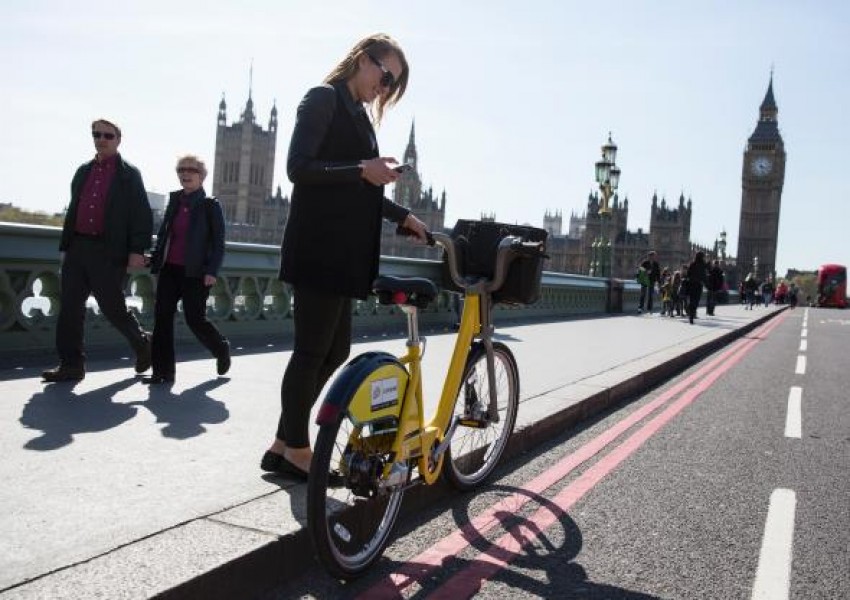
[358,312,791,600]
[799,340,807,352]
[795,356,806,375]
[784,387,802,439]
[751,488,796,600]
[801,328,807,338]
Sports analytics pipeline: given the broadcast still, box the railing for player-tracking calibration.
[0,222,640,357]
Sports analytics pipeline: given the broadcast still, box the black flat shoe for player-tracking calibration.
[42,365,85,382]
[260,451,344,487]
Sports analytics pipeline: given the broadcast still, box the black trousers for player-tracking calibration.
[56,237,147,367]
[688,288,703,319]
[706,289,718,315]
[639,284,654,312]
[276,285,352,448]
[151,263,229,376]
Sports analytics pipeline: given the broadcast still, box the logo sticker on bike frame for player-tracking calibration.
[371,377,399,411]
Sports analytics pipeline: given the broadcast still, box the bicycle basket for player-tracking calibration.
[442,219,548,306]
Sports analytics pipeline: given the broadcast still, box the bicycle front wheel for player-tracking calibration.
[307,410,405,580]
[443,341,519,491]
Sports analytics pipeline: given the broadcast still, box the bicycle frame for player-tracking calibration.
[387,291,485,484]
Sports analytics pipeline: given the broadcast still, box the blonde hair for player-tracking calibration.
[323,33,409,124]
[176,154,208,179]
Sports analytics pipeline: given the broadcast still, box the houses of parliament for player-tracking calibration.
[212,75,784,289]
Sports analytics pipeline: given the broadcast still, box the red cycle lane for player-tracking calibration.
[360,311,789,600]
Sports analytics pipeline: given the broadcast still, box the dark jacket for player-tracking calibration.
[150,188,226,279]
[686,258,708,293]
[707,265,724,292]
[639,257,661,285]
[278,82,410,299]
[60,153,153,265]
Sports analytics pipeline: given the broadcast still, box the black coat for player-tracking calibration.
[60,154,152,265]
[278,83,409,299]
[150,188,226,279]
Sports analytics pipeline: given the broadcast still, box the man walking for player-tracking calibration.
[43,119,153,382]
[637,250,661,314]
[705,259,724,316]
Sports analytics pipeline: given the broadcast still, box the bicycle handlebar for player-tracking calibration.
[397,225,543,295]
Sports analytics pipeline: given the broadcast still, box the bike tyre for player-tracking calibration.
[443,341,519,491]
[307,395,405,580]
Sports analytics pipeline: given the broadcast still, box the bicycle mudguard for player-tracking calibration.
[315,351,408,427]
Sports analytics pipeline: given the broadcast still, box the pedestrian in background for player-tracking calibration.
[686,251,708,324]
[705,259,724,316]
[262,33,428,480]
[744,272,759,309]
[43,119,153,382]
[637,250,661,314]
[145,155,230,384]
[761,276,774,306]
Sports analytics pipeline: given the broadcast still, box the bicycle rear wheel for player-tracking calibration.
[307,410,405,580]
[443,341,519,491]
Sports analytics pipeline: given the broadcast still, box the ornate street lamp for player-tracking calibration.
[718,229,727,262]
[594,133,620,277]
[753,256,759,279]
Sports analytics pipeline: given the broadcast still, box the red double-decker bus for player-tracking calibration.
[817,264,847,308]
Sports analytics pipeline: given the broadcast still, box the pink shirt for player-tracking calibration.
[74,154,117,235]
[165,196,193,266]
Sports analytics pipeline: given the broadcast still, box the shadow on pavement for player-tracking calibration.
[19,376,140,451]
[134,378,231,439]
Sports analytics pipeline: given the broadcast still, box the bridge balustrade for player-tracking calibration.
[0,222,639,357]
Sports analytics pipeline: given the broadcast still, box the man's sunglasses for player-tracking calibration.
[177,166,201,174]
[366,53,396,90]
[92,131,117,140]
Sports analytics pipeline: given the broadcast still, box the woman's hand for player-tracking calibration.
[204,275,217,287]
[401,213,429,244]
[360,157,401,186]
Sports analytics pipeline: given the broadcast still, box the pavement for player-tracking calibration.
[0,303,787,599]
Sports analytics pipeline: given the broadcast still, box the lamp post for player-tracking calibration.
[753,256,759,279]
[594,133,620,277]
[718,229,727,264]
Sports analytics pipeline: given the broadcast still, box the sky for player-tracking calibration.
[1,1,848,275]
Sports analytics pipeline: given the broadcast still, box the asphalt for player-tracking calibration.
[0,303,787,599]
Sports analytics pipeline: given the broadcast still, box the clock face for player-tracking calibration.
[751,156,773,176]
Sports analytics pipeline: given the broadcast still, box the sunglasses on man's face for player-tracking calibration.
[366,53,396,90]
[92,131,116,140]
[177,166,201,174]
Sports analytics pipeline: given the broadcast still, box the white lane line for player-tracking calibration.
[751,488,797,600]
[784,387,802,438]
[801,328,808,338]
[795,355,806,375]
[799,340,807,352]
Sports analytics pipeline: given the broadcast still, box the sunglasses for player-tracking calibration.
[92,131,117,140]
[366,53,396,90]
[177,166,201,174]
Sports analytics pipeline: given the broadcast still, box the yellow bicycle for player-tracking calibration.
[307,228,546,579]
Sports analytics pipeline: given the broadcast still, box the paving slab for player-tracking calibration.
[0,304,786,598]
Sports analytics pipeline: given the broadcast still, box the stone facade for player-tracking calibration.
[545,191,711,279]
[212,92,281,244]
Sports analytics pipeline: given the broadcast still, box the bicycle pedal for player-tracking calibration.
[458,418,488,429]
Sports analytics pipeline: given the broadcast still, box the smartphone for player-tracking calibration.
[394,163,413,173]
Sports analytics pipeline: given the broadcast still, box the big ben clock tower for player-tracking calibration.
[736,74,786,282]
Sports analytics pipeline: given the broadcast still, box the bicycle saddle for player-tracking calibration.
[373,276,438,308]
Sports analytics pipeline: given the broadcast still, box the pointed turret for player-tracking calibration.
[748,73,782,145]
[218,93,227,127]
[269,100,278,133]
[402,120,418,169]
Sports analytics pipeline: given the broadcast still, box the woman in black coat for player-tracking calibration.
[261,34,427,479]
[145,155,230,384]
[686,251,708,325]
